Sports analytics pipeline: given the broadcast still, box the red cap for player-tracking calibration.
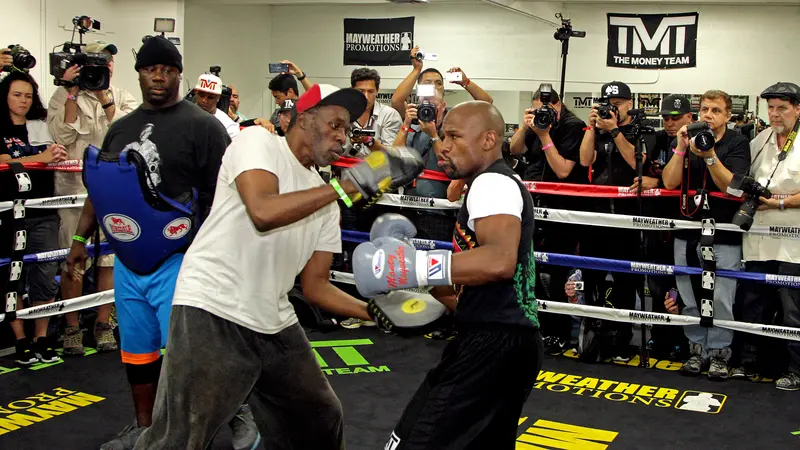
[295,84,367,122]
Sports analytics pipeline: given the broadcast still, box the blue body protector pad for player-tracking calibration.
[83,144,197,275]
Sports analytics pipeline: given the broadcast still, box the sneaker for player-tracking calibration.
[33,338,61,364]
[230,404,261,450]
[708,348,731,381]
[94,322,119,352]
[730,364,756,380]
[100,424,147,450]
[681,344,705,376]
[612,345,635,363]
[425,328,457,340]
[776,372,800,391]
[340,317,376,329]
[15,339,38,365]
[544,336,567,356]
[62,326,85,356]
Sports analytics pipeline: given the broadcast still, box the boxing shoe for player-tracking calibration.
[230,404,261,450]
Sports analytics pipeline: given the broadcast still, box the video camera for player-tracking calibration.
[532,83,558,130]
[686,122,716,152]
[2,45,36,73]
[49,15,110,91]
[727,174,771,231]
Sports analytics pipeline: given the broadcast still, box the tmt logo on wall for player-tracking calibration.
[607,12,699,69]
[311,339,390,376]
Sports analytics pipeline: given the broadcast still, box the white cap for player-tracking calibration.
[194,74,222,95]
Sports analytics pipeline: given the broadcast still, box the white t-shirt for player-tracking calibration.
[743,128,800,263]
[215,108,240,139]
[172,127,342,334]
[465,172,523,231]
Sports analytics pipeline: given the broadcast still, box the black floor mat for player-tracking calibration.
[0,328,797,449]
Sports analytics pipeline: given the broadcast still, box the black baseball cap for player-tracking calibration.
[658,94,692,116]
[279,98,296,112]
[601,81,632,100]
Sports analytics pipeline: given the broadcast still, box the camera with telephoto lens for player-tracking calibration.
[726,174,771,231]
[2,45,36,72]
[686,122,716,152]
[596,100,618,120]
[532,83,557,130]
[209,66,233,114]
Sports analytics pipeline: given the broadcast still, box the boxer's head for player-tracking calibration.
[437,101,504,179]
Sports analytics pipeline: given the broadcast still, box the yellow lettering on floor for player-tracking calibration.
[517,419,618,450]
[0,388,105,436]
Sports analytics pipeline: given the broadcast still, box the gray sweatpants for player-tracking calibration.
[134,305,344,450]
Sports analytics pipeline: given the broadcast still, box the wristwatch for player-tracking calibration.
[704,156,717,166]
[609,128,621,138]
[780,199,786,211]
[430,136,440,143]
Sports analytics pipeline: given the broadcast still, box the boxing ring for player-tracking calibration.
[1,160,800,449]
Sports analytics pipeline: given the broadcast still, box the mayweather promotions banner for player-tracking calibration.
[607,12,699,69]
[343,17,415,66]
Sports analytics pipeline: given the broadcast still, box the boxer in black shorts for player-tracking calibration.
[353,101,543,449]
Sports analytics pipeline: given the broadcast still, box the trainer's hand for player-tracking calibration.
[65,241,89,282]
[341,147,423,204]
[352,237,452,298]
[370,213,417,242]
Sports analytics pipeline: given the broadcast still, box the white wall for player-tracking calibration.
[267,2,800,121]
[0,0,185,103]
[183,3,271,120]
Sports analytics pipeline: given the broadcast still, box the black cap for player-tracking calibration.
[135,36,183,73]
[657,94,692,116]
[601,81,632,100]
[279,98,296,112]
[761,82,800,103]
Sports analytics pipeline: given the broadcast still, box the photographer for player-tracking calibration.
[390,46,493,121]
[510,85,586,354]
[47,40,137,356]
[393,88,448,199]
[735,82,800,390]
[662,90,750,380]
[268,60,311,129]
[1,71,67,366]
[638,95,693,360]
[576,81,642,362]
[344,68,401,157]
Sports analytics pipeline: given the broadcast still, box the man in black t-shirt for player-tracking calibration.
[637,95,694,359]
[355,101,542,449]
[62,37,254,450]
[577,81,644,361]
[662,90,751,381]
[510,86,586,353]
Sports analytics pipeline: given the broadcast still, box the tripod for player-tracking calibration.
[553,13,586,100]
[630,113,656,367]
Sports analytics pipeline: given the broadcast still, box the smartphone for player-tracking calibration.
[573,281,585,291]
[667,288,678,303]
[445,72,462,83]
[416,84,435,98]
[269,63,289,74]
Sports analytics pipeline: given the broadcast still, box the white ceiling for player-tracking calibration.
[186,0,800,4]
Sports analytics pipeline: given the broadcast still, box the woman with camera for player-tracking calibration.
[0,71,68,365]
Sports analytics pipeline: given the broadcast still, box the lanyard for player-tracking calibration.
[762,117,799,191]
